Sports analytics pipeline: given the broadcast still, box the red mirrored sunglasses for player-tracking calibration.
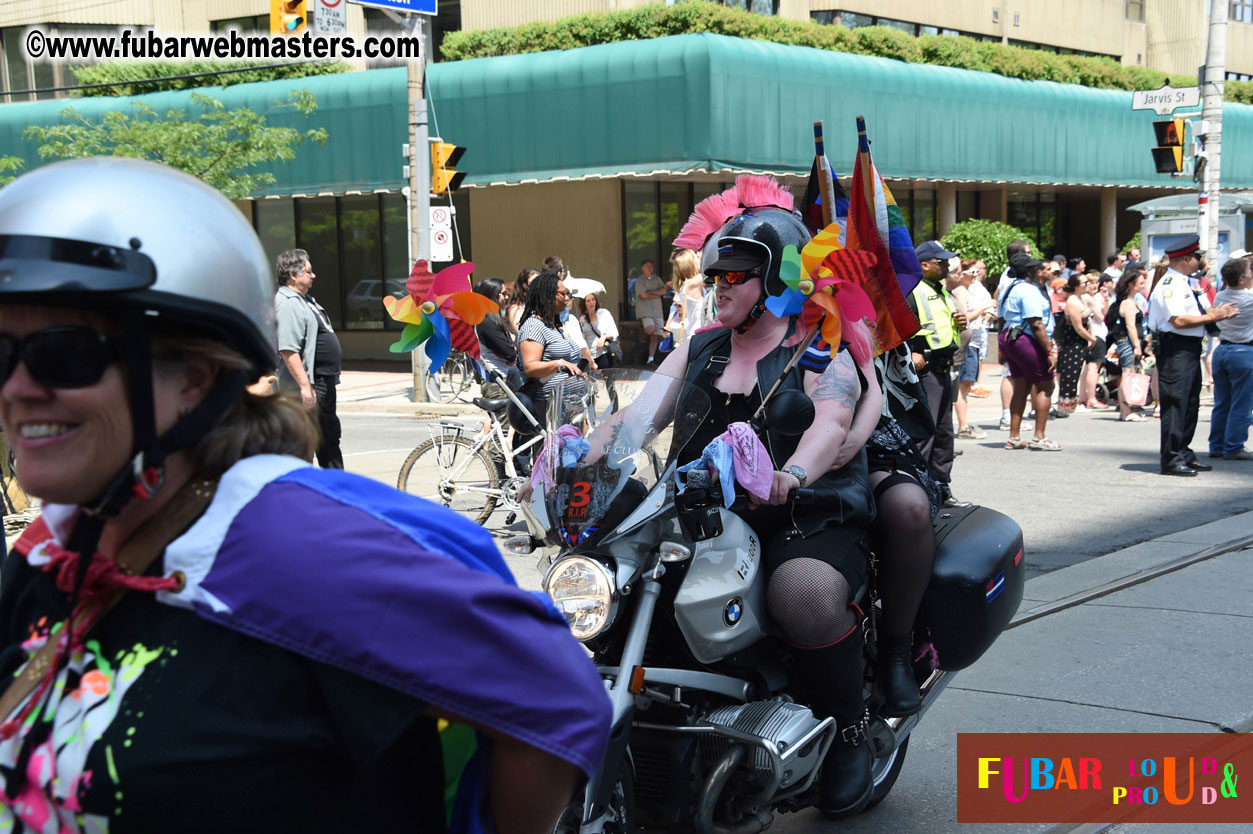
[705,269,763,286]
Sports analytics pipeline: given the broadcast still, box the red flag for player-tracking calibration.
[844,118,921,352]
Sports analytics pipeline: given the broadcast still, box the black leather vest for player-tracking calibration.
[675,326,873,534]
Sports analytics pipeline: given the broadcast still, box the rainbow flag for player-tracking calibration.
[844,116,922,352]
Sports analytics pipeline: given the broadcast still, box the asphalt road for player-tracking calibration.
[339,388,1253,582]
[338,403,1253,834]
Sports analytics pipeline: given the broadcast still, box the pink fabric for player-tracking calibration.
[530,424,584,490]
[721,422,773,502]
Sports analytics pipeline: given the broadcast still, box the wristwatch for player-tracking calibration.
[784,465,807,488]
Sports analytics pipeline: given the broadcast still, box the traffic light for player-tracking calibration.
[1151,119,1186,174]
[431,142,466,195]
[270,0,306,35]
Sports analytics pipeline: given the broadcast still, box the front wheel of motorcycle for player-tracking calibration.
[551,758,635,834]
[863,736,910,812]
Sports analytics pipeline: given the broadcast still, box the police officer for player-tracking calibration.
[907,240,969,507]
[1147,235,1239,476]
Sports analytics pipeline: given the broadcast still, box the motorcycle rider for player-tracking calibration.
[656,202,878,818]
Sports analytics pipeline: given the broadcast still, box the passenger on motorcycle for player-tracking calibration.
[0,158,609,833]
[655,203,880,818]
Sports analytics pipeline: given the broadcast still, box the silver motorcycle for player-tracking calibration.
[509,370,1025,833]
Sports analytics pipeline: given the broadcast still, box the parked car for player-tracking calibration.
[346,278,409,327]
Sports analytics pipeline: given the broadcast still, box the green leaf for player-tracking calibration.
[23,90,328,201]
[940,219,1038,281]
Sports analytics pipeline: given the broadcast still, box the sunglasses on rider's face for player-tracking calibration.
[0,326,122,389]
[706,269,763,287]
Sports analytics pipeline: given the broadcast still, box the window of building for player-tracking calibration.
[839,13,876,29]
[367,1,461,64]
[1232,1,1253,23]
[211,15,269,34]
[1007,191,1057,257]
[258,193,425,332]
[814,12,989,40]
[2,27,32,101]
[876,17,916,34]
[1126,0,1146,22]
[621,181,702,320]
[911,187,937,243]
[716,0,779,14]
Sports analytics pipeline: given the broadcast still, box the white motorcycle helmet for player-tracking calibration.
[0,157,278,515]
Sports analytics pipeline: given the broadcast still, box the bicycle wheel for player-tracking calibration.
[397,436,500,525]
[447,354,475,403]
[423,353,474,404]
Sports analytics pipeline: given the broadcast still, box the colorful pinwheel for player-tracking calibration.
[383,259,497,373]
[765,223,879,366]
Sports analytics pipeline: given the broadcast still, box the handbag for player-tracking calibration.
[606,339,624,362]
[1119,368,1151,407]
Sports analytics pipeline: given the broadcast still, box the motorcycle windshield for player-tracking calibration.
[537,369,710,548]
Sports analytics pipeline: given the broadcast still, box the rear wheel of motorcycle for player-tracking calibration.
[551,758,635,834]
[863,736,909,812]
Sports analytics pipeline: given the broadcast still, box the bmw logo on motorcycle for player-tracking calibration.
[723,598,743,627]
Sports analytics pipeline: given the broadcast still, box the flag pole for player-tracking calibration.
[814,121,834,227]
[856,115,876,210]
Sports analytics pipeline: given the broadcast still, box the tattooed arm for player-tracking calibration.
[758,350,861,505]
[831,346,881,469]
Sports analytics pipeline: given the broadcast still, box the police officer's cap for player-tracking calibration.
[1164,235,1201,259]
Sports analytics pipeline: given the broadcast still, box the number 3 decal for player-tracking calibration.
[569,481,592,508]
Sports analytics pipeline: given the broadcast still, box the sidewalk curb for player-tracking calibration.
[1017,509,1253,621]
[338,400,479,417]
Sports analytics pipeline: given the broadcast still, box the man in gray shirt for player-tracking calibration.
[634,258,666,364]
[275,248,344,468]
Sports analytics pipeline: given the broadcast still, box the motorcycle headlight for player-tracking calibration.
[543,556,617,642]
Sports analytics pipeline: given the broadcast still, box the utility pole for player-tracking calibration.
[404,14,433,401]
[1200,0,1226,280]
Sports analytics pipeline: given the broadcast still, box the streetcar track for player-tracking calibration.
[1008,534,1253,630]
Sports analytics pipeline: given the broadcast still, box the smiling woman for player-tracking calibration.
[0,157,609,833]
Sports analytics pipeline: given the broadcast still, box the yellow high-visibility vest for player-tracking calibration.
[910,280,958,349]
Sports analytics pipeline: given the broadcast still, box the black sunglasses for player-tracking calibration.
[0,326,122,389]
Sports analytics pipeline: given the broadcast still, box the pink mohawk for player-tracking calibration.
[734,174,794,212]
[672,174,794,251]
[673,187,740,251]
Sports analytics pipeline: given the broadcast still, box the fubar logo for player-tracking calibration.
[957,733,1250,824]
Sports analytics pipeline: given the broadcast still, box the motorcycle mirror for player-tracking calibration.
[763,389,815,436]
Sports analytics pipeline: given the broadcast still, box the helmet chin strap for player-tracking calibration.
[81,310,249,522]
[733,293,770,335]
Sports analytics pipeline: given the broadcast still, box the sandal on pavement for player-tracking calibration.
[958,427,988,439]
[1005,437,1028,450]
[1028,437,1062,451]
[1120,413,1147,422]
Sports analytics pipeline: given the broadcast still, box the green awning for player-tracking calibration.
[1128,191,1253,215]
[0,34,1249,195]
[0,68,409,197]
[427,33,1253,190]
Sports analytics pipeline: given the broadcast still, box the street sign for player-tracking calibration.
[430,206,451,228]
[313,0,347,35]
[348,0,436,14]
[431,227,453,262]
[1132,84,1201,115]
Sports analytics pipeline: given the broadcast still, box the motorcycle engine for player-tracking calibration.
[700,701,827,791]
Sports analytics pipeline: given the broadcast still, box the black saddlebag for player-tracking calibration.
[920,505,1025,671]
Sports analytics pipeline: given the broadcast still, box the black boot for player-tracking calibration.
[791,626,874,819]
[877,632,921,717]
